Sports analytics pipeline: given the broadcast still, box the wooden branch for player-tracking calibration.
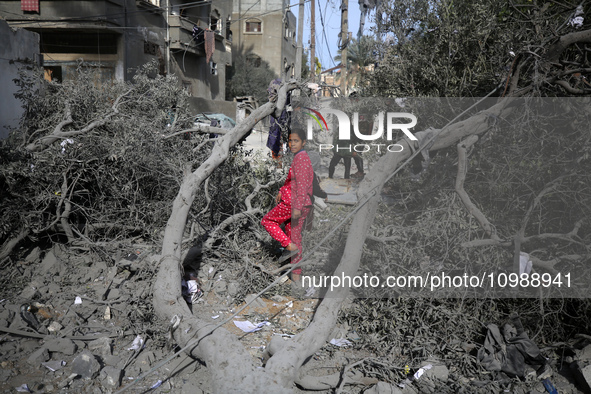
[0,227,30,261]
[520,176,566,235]
[545,29,591,63]
[201,180,278,252]
[162,124,229,140]
[295,369,378,391]
[455,135,501,241]
[25,89,132,152]
[554,80,591,94]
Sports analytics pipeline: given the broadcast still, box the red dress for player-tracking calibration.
[261,150,314,274]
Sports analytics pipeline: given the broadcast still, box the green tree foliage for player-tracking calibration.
[226,52,278,103]
[0,61,278,248]
[365,0,590,97]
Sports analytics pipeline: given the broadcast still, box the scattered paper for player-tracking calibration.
[233,320,270,333]
[127,335,144,351]
[285,301,293,308]
[15,384,31,392]
[42,360,66,372]
[330,338,352,347]
[211,315,219,319]
[74,296,82,305]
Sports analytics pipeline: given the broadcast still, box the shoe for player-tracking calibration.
[277,248,299,264]
[352,171,365,178]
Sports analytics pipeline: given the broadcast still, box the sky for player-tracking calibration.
[290,0,375,71]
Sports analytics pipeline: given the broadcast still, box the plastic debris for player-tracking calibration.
[329,338,352,347]
[233,320,270,333]
[285,301,293,308]
[570,5,584,28]
[542,378,558,394]
[151,380,163,389]
[126,335,144,351]
[15,384,31,392]
[519,252,533,275]
[42,360,66,372]
[413,364,432,380]
[60,138,74,154]
[181,279,203,304]
[211,315,219,319]
[74,296,82,305]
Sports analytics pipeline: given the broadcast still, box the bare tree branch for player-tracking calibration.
[455,135,501,241]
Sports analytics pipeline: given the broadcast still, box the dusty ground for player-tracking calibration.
[0,241,371,394]
[2,237,591,393]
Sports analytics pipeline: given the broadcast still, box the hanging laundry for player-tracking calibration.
[204,29,215,63]
[21,0,39,12]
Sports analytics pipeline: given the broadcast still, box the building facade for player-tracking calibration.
[0,0,233,101]
[231,0,296,79]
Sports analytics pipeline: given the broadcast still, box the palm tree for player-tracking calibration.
[333,36,377,94]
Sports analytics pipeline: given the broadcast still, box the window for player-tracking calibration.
[210,61,218,75]
[44,66,62,82]
[245,19,262,33]
[210,10,221,32]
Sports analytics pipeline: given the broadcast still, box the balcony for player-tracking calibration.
[168,15,204,56]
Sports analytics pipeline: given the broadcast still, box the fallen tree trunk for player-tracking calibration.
[152,83,296,392]
[152,93,513,392]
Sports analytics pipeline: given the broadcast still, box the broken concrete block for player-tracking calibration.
[39,250,58,276]
[100,366,122,389]
[71,350,101,379]
[26,346,50,366]
[88,337,112,357]
[577,344,591,362]
[44,338,77,355]
[421,363,449,383]
[103,355,121,367]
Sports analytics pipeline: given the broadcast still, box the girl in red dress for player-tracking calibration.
[261,129,314,283]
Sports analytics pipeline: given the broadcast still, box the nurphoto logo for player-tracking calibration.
[303,107,418,154]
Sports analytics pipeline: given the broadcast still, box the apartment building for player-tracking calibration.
[231,0,296,78]
[0,0,233,100]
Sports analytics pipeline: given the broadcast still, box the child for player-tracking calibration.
[261,129,313,284]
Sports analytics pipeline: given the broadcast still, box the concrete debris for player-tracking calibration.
[100,366,122,389]
[44,338,78,355]
[26,346,49,366]
[88,337,112,357]
[71,350,101,379]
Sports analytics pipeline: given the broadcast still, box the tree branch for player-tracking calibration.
[25,89,132,152]
[545,29,591,63]
[455,135,501,241]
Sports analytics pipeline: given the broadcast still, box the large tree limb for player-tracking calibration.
[152,81,297,393]
[545,29,591,63]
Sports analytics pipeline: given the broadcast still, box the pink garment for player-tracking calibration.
[261,150,314,274]
[21,0,39,12]
[204,29,215,63]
